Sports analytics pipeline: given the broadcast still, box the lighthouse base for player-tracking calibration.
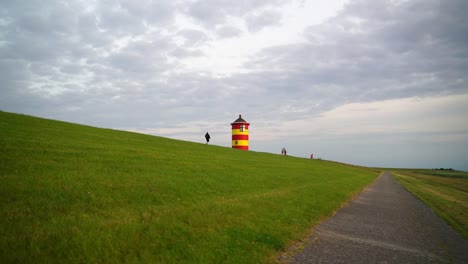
[232,146,249,150]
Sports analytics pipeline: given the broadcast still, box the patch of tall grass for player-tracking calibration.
[393,171,468,239]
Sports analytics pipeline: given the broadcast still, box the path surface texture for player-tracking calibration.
[289,172,468,264]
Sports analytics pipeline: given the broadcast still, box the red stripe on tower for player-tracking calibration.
[232,134,249,140]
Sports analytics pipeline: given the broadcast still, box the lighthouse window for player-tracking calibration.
[235,140,238,145]
[240,125,245,132]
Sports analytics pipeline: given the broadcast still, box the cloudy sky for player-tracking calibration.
[1,0,468,170]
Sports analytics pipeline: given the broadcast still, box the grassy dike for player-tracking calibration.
[392,170,468,239]
[0,111,378,263]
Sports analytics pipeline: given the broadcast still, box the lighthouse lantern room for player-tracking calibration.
[231,114,250,150]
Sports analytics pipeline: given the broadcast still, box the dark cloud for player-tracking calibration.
[170,48,205,58]
[245,10,282,32]
[186,0,283,28]
[96,0,177,34]
[215,26,243,38]
[106,38,174,75]
[177,29,210,47]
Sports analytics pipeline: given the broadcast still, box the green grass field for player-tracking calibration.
[392,170,468,239]
[0,111,378,263]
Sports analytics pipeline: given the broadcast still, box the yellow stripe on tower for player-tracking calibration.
[232,140,249,146]
[231,128,249,135]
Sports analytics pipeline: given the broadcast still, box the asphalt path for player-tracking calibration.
[288,172,468,264]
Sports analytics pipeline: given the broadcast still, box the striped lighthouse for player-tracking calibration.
[231,114,250,150]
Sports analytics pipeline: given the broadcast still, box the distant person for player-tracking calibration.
[205,132,210,144]
[281,147,287,155]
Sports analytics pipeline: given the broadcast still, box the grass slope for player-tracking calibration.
[392,170,468,239]
[0,111,378,263]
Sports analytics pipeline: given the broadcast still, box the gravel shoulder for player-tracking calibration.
[286,172,468,264]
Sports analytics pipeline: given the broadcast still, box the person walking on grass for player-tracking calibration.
[281,147,287,155]
[205,132,210,144]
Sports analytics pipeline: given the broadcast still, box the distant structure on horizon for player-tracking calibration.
[231,114,250,150]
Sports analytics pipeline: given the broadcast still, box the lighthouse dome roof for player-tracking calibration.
[232,114,248,123]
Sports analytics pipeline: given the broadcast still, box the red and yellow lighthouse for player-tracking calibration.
[231,114,250,150]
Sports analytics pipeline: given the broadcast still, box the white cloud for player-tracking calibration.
[251,94,468,141]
